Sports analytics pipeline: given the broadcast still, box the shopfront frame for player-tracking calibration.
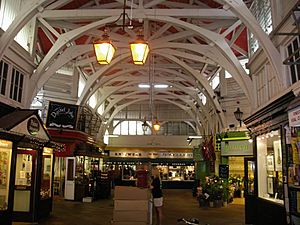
[243,91,295,225]
[0,110,61,225]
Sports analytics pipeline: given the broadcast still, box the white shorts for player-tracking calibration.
[153,197,163,207]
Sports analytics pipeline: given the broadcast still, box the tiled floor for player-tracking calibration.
[13,189,245,225]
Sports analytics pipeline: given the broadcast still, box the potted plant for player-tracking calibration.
[222,180,229,207]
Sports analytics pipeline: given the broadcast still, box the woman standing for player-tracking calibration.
[150,168,163,225]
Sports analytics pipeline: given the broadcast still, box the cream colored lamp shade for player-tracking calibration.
[93,34,115,64]
[130,34,149,65]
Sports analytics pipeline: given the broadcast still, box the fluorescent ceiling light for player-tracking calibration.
[139,83,169,89]
[188,136,202,139]
[154,84,168,88]
[138,84,150,88]
[104,134,119,137]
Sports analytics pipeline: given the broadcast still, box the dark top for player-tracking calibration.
[151,177,163,198]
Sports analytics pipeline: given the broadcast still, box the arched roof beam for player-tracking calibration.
[146,15,253,104]
[0,0,56,61]
[100,97,204,136]
[155,51,226,128]
[218,0,284,89]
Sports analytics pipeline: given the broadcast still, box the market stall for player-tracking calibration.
[0,109,62,225]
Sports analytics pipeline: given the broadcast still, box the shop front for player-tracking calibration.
[286,98,300,225]
[220,134,253,198]
[106,149,194,189]
[0,109,61,225]
[243,91,295,225]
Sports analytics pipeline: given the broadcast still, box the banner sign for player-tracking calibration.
[109,150,193,159]
[221,140,253,156]
[46,101,78,129]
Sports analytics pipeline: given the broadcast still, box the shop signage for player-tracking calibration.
[109,150,193,159]
[27,117,40,136]
[221,140,253,156]
[46,101,78,129]
[288,106,300,127]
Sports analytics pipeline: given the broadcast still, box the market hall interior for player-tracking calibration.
[0,0,299,225]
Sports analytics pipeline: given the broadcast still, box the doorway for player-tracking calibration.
[13,149,37,221]
[244,157,256,225]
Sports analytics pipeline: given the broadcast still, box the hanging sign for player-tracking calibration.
[288,106,300,127]
[46,101,78,129]
[27,117,40,136]
[221,140,253,156]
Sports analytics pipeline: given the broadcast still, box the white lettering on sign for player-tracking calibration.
[109,151,193,159]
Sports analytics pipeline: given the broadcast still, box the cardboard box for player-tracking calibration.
[113,210,149,222]
[114,186,151,200]
[82,197,92,203]
[114,200,149,211]
[113,222,148,225]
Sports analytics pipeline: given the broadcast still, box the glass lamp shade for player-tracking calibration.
[234,107,243,121]
[93,39,116,65]
[130,35,149,65]
[152,119,160,131]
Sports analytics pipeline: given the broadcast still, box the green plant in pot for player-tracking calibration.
[222,180,229,206]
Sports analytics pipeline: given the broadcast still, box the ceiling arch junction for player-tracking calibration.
[0,0,286,136]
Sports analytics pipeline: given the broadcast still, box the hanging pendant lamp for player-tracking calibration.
[93,30,116,65]
[130,31,149,65]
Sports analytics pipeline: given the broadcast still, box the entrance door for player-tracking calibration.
[65,157,76,200]
[244,157,256,225]
[13,149,36,220]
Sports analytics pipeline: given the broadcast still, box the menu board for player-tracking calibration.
[219,164,229,179]
[46,101,78,129]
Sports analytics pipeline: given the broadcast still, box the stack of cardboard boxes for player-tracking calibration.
[113,186,152,225]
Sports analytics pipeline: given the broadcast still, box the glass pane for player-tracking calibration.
[67,159,74,181]
[257,130,283,204]
[15,153,32,187]
[14,151,33,212]
[247,161,255,194]
[40,148,53,199]
[0,140,12,211]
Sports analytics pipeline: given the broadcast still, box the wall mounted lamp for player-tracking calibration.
[234,107,243,127]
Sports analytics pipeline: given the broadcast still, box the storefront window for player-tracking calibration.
[123,164,136,180]
[156,165,195,181]
[40,148,53,199]
[0,140,12,210]
[257,130,284,204]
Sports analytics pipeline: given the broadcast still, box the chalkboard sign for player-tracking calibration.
[219,164,229,179]
[46,101,78,129]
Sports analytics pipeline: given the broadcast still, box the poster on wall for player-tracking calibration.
[267,177,274,195]
[46,101,78,129]
[266,155,274,171]
[273,140,282,171]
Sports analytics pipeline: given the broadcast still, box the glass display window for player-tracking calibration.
[257,130,284,204]
[122,164,136,180]
[40,148,53,200]
[156,165,195,181]
[0,140,12,211]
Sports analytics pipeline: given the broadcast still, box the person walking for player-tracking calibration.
[150,168,163,225]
